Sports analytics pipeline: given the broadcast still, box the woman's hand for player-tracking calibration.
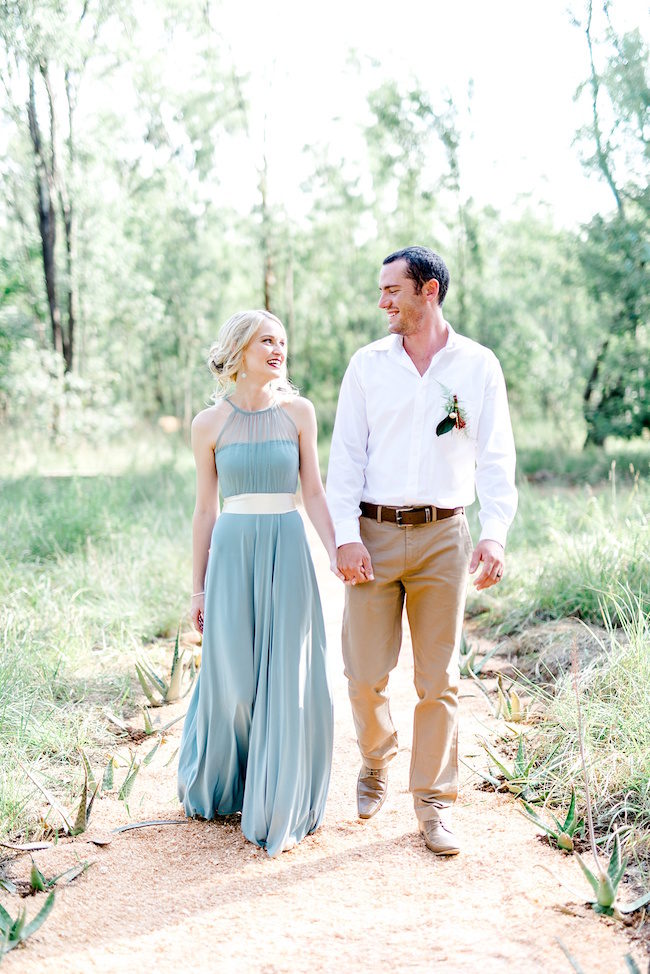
[191,593,205,633]
[330,556,346,582]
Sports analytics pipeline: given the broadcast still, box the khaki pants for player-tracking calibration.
[342,513,473,821]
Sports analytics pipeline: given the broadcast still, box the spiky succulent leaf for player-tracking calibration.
[48,863,90,887]
[618,890,650,915]
[142,740,160,767]
[480,741,515,781]
[514,736,527,777]
[71,762,89,836]
[21,765,73,834]
[165,634,185,702]
[624,955,642,973]
[29,860,47,892]
[9,907,26,939]
[0,878,17,894]
[135,664,162,707]
[518,802,558,838]
[562,789,577,833]
[509,689,522,720]
[597,871,616,908]
[21,890,55,940]
[0,900,11,930]
[102,757,116,792]
[472,645,499,675]
[607,833,628,892]
[118,758,141,803]
[575,852,600,898]
[557,832,575,851]
[78,749,98,793]
[138,658,168,696]
[143,708,154,734]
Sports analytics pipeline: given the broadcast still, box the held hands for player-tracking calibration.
[190,593,205,633]
[336,542,374,585]
[469,539,505,590]
[329,557,347,582]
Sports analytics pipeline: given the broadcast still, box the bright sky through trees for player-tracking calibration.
[214,0,646,225]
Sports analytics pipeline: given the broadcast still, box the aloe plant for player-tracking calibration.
[478,734,542,800]
[142,708,185,737]
[519,789,583,851]
[0,891,55,955]
[29,859,90,894]
[495,674,529,723]
[575,833,650,917]
[117,752,142,815]
[20,749,100,837]
[136,628,192,706]
[459,631,499,678]
[571,647,650,918]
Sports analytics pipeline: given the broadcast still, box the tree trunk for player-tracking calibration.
[259,150,274,312]
[27,68,63,359]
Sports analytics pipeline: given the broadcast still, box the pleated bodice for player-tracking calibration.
[215,400,299,497]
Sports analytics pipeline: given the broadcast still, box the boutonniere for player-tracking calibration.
[436,388,468,437]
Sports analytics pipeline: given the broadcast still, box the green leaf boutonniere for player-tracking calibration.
[436,391,468,437]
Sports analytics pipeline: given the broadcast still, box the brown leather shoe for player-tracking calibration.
[419,817,460,856]
[357,765,388,819]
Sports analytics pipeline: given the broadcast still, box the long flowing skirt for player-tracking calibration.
[177,511,333,857]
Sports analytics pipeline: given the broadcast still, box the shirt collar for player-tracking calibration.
[388,320,458,361]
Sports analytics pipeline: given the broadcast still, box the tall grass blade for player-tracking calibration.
[20,764,73,834]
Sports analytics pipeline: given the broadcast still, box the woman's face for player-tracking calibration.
[241,319,287,381]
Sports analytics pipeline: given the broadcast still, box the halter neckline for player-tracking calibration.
[226,396,278,415]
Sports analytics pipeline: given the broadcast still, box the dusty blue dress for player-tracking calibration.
[177,400,333,856]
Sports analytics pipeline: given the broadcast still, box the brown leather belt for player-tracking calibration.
[360,502,464,526]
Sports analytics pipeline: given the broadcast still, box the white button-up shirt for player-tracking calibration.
[326,323,518,548]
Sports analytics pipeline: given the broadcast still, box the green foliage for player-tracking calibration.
[0,433,192,839]
[519,790,584,852]
[0,890,55,956]
[505,589,650,888]
[470,471,650,630]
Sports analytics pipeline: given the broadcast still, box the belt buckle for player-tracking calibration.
[395,507,413,526]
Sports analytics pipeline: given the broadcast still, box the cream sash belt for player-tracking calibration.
[221,492,297,515]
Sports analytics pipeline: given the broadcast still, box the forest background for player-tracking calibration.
[1,0,648,449]
[0,0,649,931]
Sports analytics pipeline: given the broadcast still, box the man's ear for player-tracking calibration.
[424,279,440,303]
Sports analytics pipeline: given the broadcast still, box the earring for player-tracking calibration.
[240,371,247,379]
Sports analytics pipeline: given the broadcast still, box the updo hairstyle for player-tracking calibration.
[208,309,297,397]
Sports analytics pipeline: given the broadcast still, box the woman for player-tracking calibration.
[177,309,342,857]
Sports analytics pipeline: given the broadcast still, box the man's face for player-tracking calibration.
[377,259,430,336]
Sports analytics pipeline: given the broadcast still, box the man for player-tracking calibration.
[326,246,517,855]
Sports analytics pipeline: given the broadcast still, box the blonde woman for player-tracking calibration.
[177,310,342,856]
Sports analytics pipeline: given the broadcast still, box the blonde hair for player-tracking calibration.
[208,310,298,397]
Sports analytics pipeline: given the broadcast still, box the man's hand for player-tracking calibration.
[469,539,505,591]
[337,542,374,585]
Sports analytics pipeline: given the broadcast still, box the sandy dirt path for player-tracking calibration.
[1,519,646,973]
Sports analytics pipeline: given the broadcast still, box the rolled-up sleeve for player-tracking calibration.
[475,356,518,547]
[326,356,369,547]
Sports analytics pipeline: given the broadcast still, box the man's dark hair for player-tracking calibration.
[383,247,450,304]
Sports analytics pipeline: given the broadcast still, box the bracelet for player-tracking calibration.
[191,590,204,597]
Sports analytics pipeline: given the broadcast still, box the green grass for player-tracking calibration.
[467,472,650,632]
[0,429,194,838]
[518,590,650,886]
